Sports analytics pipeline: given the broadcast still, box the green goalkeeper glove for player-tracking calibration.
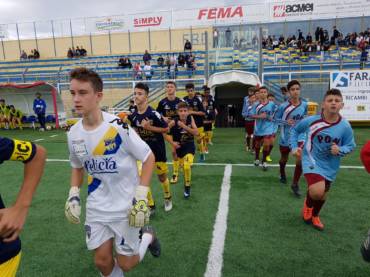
[129,185,150,227]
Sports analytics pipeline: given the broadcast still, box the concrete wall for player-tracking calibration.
[1,27,212,61]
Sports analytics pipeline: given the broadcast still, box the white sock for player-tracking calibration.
[139,233,153,262]
[100,260,124,277]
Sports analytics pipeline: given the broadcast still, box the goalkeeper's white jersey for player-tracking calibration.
[67,111,152,223]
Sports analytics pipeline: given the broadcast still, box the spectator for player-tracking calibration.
[165,54,171,67]
[315,27,320,42]
[298,29,304,41]
[178,53,185,67]
[170,54,177,65]
[213,28,219,47]
[80,46,87,56]
[28,49,35,59]
[167,60,178,79]
[360,47,368,69]
[133,62,142,80]
[20,50,27,60]
[75,46,81,56]
[118,57,132,69]
[319,28,325,45]
[33,49,40,59]
[33,92,47,131]
[143,50,151,63]
[143,61,153,80]
[306,33,313,44]
[225,28,232,47]
[67,48,73,58]
[184,39,192,52]
[157,55,164,67]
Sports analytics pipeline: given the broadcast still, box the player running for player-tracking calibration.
[65,68,160,276]
[290,88,355,231]
[128,82,173,212]
[250,86,277,171]
[183,83,206,162]
[202,98,215,154]
[274,80,308,197]
[156,81,183,184]
[168,102,198,198]
[242,87,256,152]
[202,86,217,145]
[0,137,46,276]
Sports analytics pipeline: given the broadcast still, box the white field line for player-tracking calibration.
[49,134,58,138]
[34,138,45,142]
[204,164,232,277]
[45,159,365,170]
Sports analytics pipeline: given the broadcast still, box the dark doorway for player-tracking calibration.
[214,82,252,127]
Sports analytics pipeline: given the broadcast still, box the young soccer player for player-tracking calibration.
[360,141,370,261]
[290,88,355,231]
[202,86,217,145]
[0,137,46,276]
[242,87,256,152]
[128,82,173,212]
[202,98,215,154]
[183,83,206,162]
[156,81,183,184]
[168,102,199,198]
[250,86,277,171]
[274,80,308,197]
[0,99,10,129]
[65,68,160,276]
[9,105,23,130]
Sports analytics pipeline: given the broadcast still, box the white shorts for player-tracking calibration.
[84,220,140,256]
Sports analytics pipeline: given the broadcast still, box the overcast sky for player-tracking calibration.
[0,0,265,24]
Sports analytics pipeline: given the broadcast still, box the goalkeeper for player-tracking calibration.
[65,68,160,276]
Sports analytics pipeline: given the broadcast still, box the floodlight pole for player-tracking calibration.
[16,23,21,57]
[258,25,263,83]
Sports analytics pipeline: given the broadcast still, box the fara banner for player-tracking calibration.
[330,71,370,121]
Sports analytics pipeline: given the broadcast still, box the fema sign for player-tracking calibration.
[330,71,370,121]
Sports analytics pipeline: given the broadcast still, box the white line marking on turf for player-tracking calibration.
[34,138,44,142]
[45,159,365,170]
[204,164,232,277]
[49,135,58,138]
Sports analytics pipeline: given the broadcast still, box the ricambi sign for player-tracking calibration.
[330,71,370,121]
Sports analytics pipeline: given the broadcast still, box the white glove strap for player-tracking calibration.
[69,186,80,197]
[135,185,149,201]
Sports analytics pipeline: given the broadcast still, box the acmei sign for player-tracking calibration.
[198,6,243,20]
[134,16,162,27]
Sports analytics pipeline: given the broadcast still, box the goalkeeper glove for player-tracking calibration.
[65,186,81,224]
[129,185,150,228]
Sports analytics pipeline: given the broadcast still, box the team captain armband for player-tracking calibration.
[9,139,36,163]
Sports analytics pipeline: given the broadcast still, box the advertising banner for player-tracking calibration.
[330,71,370,121]
[172,5,268,28]
[270,0,370,22]
[94,17,125,32]
[127,10,171,31]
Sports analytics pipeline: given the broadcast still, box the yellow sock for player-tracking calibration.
[208,131,213,143]
[161,178,171,199]
[173,160,179,176]
[184,161,191,186]
[147,188,155,207]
